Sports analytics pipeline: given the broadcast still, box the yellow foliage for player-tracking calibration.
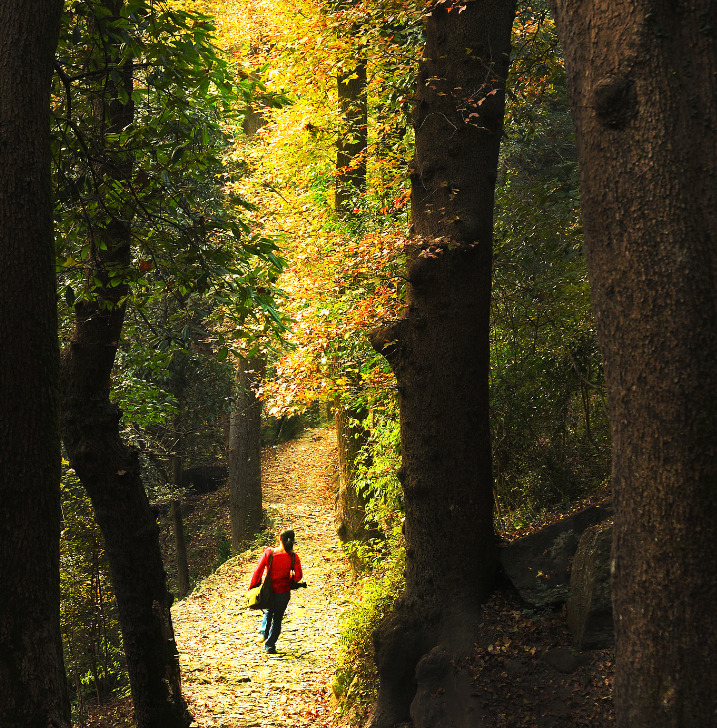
[170,0,422,413]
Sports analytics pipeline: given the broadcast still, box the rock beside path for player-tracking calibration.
[567,520,614,650]
[499,503,613,607]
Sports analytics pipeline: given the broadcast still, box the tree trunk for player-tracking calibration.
[61,280,191,728]
[336,59,368,215]
[367,3,515,726]
[334,406,370,545]
[333,4,370,546]
[228,356,264,550]
[170,456,190,599]
[548,3,717,726]
[60,6,191,725]
[0,3,69,727]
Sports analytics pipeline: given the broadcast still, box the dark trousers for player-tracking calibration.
[260,591,291,648]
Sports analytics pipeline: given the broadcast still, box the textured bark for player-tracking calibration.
[0,2,69,726]
[228,356,264,550]
[334,406,370,544]
[336,60,368,214]
[367,2,515,726]
[61,268,191,728]
[60,6,190,725]
[547,2,717,726]
[170,456,190,599]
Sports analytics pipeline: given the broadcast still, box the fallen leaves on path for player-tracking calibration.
[172,427,352,728]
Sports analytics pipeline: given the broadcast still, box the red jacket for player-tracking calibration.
[249,548,303,594]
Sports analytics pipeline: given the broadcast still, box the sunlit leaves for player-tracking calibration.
[54,0,287,342]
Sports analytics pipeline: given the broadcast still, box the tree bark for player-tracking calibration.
[228,356,264,550]
[333,2,370,543]
[0,2,70,726]
[336,59,368,215]
[367,2,515,726]
[334,406,370,545]
[547,2,717,726]
[170,456,190,599]
[60,5,191,725]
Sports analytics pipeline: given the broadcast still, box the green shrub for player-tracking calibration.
[333,539,405,723]
[60,468,128,716]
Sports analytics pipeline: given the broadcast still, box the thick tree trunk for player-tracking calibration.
[548,3,717,726]
[334,406,370,544]
[228,356,264,550]
[0,3,69,726]
[367,3,514,726]
[170,456,190,599]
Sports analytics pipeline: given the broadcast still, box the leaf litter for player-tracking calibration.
[79,426,614,727]
[171,426,351,728]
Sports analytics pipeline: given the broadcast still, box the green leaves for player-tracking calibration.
[54,0,289,342]
[490,11,610,517]
[61,471,127,704]
[64,284,76,308]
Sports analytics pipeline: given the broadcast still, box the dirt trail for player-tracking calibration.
[172,427,352,728]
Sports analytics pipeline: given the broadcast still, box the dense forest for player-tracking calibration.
[1,1,716,727]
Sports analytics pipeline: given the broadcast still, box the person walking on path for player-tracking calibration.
[249,529,303,654]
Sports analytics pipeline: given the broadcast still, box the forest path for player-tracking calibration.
[172,427,352,728]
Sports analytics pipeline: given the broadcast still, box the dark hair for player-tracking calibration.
[280,530,295,553]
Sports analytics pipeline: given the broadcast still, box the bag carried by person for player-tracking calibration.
[247,551,274,610]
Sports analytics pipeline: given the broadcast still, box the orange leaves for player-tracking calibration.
[259,225,405,415]
[506,11,564,116]
[188,0,417,415]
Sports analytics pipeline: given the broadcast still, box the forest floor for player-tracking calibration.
[83,425,614,728]
[171,426,351,728]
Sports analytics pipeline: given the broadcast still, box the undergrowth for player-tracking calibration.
[332,538,405,724]
[60,468,129,716]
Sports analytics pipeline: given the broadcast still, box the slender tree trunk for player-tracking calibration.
[60,6,190,725]
[548,2,717,726]
[0,3,70,726]
[228,356,264,550]
[336,58,367,214]
[61,284,191,728]
[367,3,515,726]
[333,3,370,537]
[334,405,370,545]
[170,456,190,599]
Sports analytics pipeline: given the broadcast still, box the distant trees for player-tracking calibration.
[228,356,264,548]
[549,1,717,725]
[0,1,70,726]
[335,41,367,213]
[491,6,610,516]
